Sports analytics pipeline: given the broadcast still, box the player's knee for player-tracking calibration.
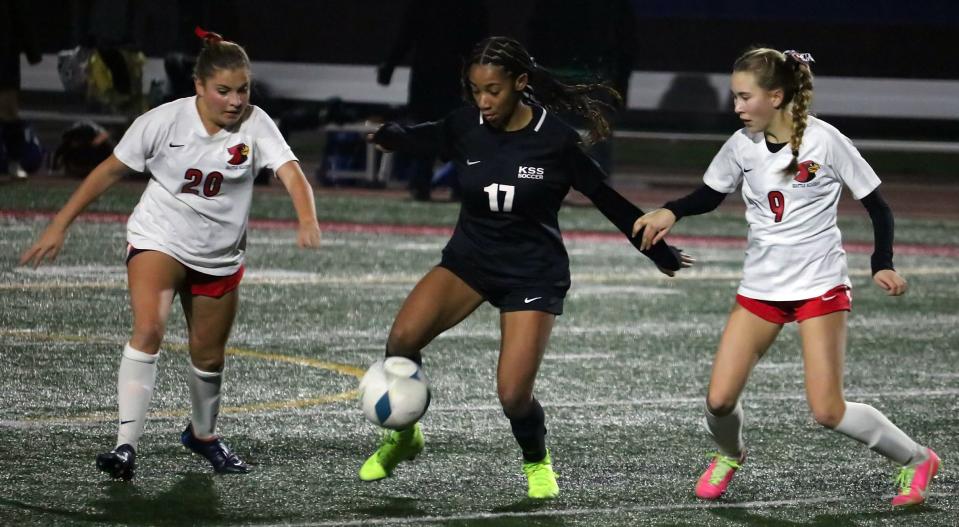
[190,354,224,373]
[705,393,738,417]
[498,387,533,418]
[130,321,165,353]
[810,402,845,429]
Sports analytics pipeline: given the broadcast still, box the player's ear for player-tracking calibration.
[770,87,785,109]
[194,76,206,96]
[513,72,528,93]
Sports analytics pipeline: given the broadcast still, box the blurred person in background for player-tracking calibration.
[377,0,489,201]
[0,0,42,179]
[527,0,637,176]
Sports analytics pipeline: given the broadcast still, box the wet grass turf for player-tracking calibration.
[1,190,957,526]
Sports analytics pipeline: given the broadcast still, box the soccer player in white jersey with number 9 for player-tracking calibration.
[20,28,321,479]
[633,48,939,506]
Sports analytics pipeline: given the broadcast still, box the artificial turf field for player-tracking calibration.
[1,180,956,526]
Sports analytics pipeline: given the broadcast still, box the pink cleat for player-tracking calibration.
[891,448,940,507]
[695,451,744,500]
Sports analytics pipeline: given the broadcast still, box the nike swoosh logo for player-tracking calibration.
[743,168,753,172]
[524,296,542,303]
[169,143,185,148]
[821,295,837,301]
[120,419,136,425]
[467,160,481,166]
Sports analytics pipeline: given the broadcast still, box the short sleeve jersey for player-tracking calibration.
[431,105,608,290]
[702,116,881,300]
[114,96,297,275]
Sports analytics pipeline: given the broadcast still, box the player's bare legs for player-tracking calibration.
[182,287,238,373]
[696,303,782,499]
[128,251,185,353]
[498,310,558,498]
[798,311,847,428]
[497,311,552,429]
[386,266,485,360]
[799,311,936,505]
[707,304,782,419]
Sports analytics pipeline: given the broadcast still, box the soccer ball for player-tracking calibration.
[359,357,431,430]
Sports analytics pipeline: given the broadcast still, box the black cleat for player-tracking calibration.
[96,444,136,481]
[180,424,249,474]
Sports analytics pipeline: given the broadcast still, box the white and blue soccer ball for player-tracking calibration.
[359,357,431,430]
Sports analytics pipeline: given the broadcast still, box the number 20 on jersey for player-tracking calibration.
[181,169,224,197]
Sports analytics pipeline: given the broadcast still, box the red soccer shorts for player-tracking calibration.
[127,246,244,298]
[736,284,851,324]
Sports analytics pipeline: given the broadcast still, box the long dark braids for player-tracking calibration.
[463,36,622,145]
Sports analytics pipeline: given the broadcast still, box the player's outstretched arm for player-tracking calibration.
[366,121,445,157]
[19,154,130,267]
[580,180,693,275]
[633,183,728,251]
[275,160,321,249]
[568,148,693,275]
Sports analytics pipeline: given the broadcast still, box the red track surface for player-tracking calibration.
[4,209,957,258]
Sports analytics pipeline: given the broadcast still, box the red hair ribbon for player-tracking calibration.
[784,50,815,65]
[194,26,224,43]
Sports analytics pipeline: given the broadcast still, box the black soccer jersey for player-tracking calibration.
[374,105,678,290]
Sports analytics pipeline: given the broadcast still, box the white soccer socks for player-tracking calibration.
[188,364,223,440]
[704,400,926,467]
[116,343,159,449]
[834,401,927,465]
[704,401,745,458]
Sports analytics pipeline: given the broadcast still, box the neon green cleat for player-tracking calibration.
[359,423,424,481]
[522,449,559,499]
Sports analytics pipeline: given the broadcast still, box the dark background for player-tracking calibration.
[27,0,959,78]
[12,0,959,141]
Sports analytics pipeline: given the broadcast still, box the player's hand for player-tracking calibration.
[633,208,677,252]
[20,225,67,268]
[873,269,907,296]
[364,121,393,153]
[656,247,695,277]
[297,220,322,249]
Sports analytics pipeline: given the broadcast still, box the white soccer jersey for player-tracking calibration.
[114,96,297,275]
[703,116,881,301]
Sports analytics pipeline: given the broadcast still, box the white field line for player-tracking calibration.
[4,265,959,291]
[6,389,957,428]
[543,353,615,361]
[258,496,848,527]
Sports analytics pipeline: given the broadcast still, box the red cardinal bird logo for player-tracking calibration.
[795,160,820,183]
[227,143,249,165]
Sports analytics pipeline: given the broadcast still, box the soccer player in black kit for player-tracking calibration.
[359,36,692,498]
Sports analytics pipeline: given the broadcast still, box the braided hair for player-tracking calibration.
[463,36,622,145]
[733,47,814,176]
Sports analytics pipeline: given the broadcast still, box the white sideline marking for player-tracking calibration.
[544,353,615,361]
[8,389,958,427]
[261,496,845,527]
[4,265,958,291]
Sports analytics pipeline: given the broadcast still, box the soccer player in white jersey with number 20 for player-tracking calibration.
[633,48,939,506]
[20,27,321,479]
